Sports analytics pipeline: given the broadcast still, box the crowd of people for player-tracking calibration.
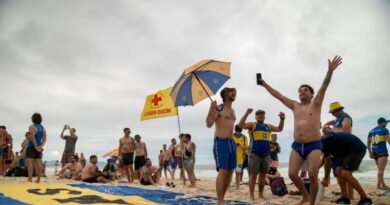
[1,56,389,205]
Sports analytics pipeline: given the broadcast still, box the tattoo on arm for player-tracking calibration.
[322,71,333,88]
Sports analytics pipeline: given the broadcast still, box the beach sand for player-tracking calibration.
[1,175,389,205]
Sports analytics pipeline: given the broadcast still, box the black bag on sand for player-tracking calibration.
[270,177,288,196]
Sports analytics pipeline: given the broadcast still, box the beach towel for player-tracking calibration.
[0,183,156,205]
[71,183,252,205]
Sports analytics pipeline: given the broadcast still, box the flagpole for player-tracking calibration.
[177,107,182,134]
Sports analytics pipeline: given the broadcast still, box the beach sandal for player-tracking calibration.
[335,197,351,204]
[357,198,373,205]
[288,190,301,195]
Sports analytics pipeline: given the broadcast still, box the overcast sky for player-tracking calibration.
[1,0,389,165]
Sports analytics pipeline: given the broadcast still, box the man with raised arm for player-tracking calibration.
[239,109,284,201]
[260,56,342,205]
[206,87,237,205]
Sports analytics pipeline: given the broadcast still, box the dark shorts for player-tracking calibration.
[373,152,389,160]
[61,152,75,164]
[213,137,236,171]
[291,140,322,160]
[122,152,134,166]
[340,150,366,171]
[140,178,153,185]
[163,160,170,171]
[248,153,270,174]
[83,176,99,183]
[26,147,42,159]
[0,148,3,157]
[134,156,146,170]
[242,155,248,169]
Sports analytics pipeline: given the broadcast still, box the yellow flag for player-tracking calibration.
[140,87,178,121]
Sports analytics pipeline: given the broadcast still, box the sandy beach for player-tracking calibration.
[1,174,389,205]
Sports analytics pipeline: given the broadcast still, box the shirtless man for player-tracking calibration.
[168,138,178,180]
[118,127,136,183]
[140,158,160,186]
[58,155,82,180]
[162,144,174,186]
[260,56,342,205]
[81,155,109,183]
[183,133,196,187]
[175,134,186,184]
[134,134,148,179]
[206,87,237,205]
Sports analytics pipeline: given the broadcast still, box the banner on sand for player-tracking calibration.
[140,87,178,121]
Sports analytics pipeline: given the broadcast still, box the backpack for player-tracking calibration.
[270,177,288,196]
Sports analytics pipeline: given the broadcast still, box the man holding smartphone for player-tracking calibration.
[259,56,342,205]
[60,124,78,168]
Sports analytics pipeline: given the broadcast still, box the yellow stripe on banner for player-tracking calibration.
[371,135,387,144]
[0,183,156,205]
[253,130,271,141]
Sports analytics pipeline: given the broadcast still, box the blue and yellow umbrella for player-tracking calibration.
[170,59,231,106]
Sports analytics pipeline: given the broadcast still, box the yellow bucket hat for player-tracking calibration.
[329,101,344,113]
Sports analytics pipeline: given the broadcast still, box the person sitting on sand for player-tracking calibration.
[239,108,285,201]
[265,167,281,185]
[58,155,82,180]
[81,155,109,183]
[102,158,118,180]
[367,117,390,191]
[321,132,373,205]
[140,158,160,186]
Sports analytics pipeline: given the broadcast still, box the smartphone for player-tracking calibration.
[256,73,262,85]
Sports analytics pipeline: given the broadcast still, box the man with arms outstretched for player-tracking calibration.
[260,56,342,205]
[239,109,285,201]
[206,87,237,205]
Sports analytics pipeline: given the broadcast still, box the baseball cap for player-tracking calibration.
[377,117,389,124]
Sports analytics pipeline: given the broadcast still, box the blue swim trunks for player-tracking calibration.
[291,140,322,160]
[213,137,236,171]
[171,158,178,169]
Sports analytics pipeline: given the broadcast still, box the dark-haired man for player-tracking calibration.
[183,133,196,187]
[81,155,109,183]
[58,155,82,179]
[260,56,342,205]
[206,87,237,205]
[26,113,47,183]
[239,109,284,201]
[140,158,160,186]
[134,134,148,179]
[367,117,390,190]
[118,127,136,183]
[60,124,78,168]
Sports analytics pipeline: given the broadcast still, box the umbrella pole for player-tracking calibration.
[193,72,213,101]
[177,108,182,134]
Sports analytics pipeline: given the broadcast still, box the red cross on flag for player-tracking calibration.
[140,87,178,121]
